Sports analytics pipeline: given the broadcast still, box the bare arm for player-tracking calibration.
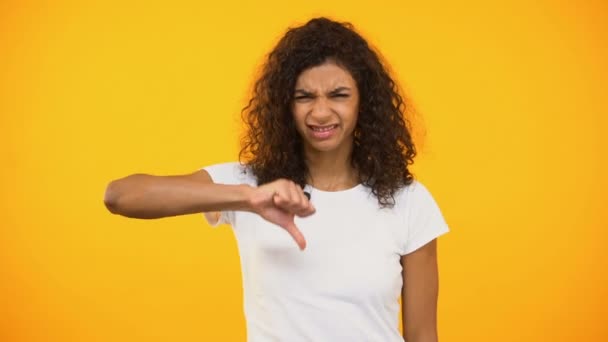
[103,169,314,249]
[103,169,253,219]
[401,239,440,342]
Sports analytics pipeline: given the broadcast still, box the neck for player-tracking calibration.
[304,142,359,191]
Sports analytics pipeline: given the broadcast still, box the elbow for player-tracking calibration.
[104,182,118,214]
[103,174,152,218]
[103,180,123,214]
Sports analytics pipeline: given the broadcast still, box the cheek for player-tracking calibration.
[292,109,302,124]
[291,108,307,133]
[342,103,359,122]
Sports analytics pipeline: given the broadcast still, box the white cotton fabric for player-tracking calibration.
[202,161,450,342]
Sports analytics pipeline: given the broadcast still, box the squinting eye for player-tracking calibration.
[333,94,349,98]
[294,96,311,100]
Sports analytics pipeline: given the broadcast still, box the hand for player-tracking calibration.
[248,179,315,250]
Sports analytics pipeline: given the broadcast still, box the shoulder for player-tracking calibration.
[200,161,256,186]
[399,179,450,254]
[404,179,433,199]
[358,179,429,209]
[392,179,429,204]
[390,179,444,215]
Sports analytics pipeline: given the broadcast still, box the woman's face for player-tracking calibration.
[292,61,360,156]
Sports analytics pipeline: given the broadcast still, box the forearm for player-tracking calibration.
[104,174,253,219]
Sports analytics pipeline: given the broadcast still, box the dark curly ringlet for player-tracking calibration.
[238,17,417,209]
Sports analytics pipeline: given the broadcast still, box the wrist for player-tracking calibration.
[235,183,256,212]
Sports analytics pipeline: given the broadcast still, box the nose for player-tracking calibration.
[310,96,333,120]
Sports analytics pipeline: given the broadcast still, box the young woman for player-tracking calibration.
[104,17,450,342]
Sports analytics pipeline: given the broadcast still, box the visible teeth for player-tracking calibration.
[311,125,336,132]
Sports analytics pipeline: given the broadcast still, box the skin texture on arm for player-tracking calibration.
[401,239,440,342]
[104,169,314,250]
[103,169,254,219]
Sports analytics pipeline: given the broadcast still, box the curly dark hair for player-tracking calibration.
[238,17,417,208]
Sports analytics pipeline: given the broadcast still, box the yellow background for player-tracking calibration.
[1,0,606,341]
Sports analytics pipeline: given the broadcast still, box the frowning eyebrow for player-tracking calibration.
[328,86,352,95]
[294,86,352,95]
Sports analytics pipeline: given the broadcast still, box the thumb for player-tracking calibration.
[281,220,307,251]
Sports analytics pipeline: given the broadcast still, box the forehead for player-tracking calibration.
[295,62,357,90]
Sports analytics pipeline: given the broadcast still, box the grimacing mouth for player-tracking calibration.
[307,124,338,131]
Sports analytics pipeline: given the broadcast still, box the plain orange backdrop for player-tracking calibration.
[1,0,607,341]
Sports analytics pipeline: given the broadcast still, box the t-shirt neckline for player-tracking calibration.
[307,183,364,194]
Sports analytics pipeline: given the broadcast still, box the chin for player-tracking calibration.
[305,141,341,153]
[312,145,337,152]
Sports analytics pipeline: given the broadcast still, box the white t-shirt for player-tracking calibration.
[202,161,450,342]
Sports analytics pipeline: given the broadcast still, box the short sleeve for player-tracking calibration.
[200,161,244,227]
[402,180,450,255]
